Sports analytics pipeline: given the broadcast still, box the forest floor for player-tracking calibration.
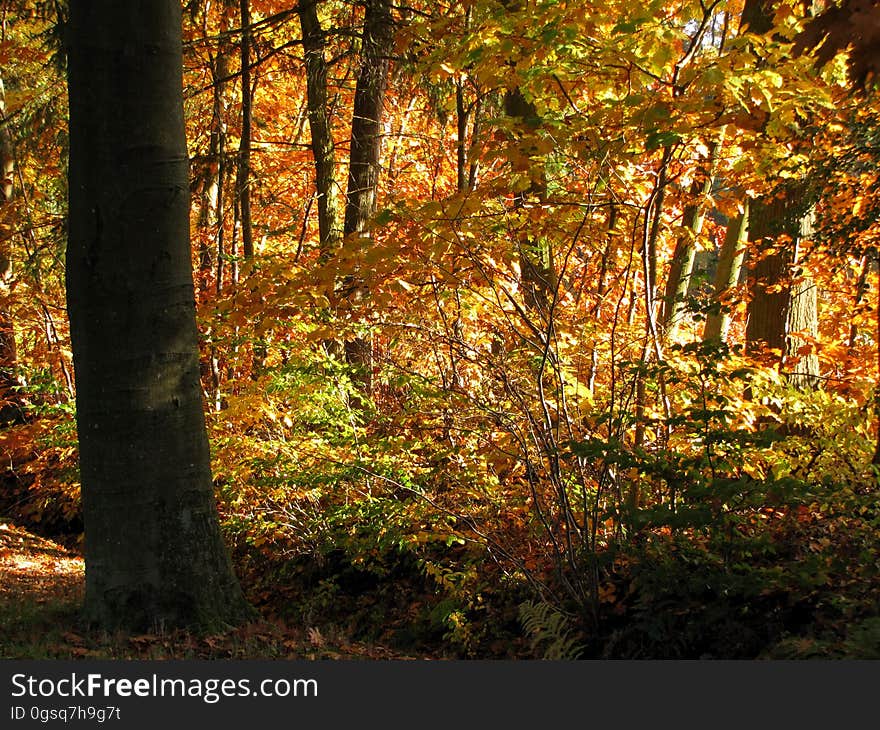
[0,519,424,660]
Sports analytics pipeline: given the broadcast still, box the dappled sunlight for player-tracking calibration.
[0,521,84,602]
[3,0,880,659]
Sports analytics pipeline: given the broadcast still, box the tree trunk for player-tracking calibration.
[745,196,789,354]
[236,0,254,262]
[342,0,395,399]
[504,87,556,316]
[344,0,393,239]
[66,0,251,631]
[661,140,719,339]
[785,212,819,390]
[847,247,874,350]
[196,0,237,279]
[0,75,22,425]
[739,0,819,389]
[299,0,343,257]
[456,79,469,194]
[745,194,819,388]
[703,200,749,343]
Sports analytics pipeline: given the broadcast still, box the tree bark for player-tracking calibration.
[738,0,819,387]
[236,0,254,262]
[504,87,556,316]
[299,0,343,257]
[745,196,789,354]
[344,0,393,240]
[703,200,749,343]
[66,0,251,631]
[342,0,395,399]
[847,247,874,350]
[745,194,819,388]
[196,0,237,279]
[0,75,22,425]
[661,141,719,339]
[456,79,469,194]
[785,212,819,390]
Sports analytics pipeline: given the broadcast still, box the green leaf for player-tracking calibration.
[645,130,682,151]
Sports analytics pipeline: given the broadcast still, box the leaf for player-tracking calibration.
[645,130,682,151]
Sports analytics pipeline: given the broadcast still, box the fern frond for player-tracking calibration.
[518,600,585,660]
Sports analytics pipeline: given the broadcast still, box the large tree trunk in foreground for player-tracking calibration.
[66,0,250,631]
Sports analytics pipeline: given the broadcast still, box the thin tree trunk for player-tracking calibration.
[847,247,874,350]
[385,93,417,184]
[786,212,819,389]
[585,205,615,392]
[0,74,21,425]
[236,0,254,262]
[454,6,473,193]
[66,0,251,631]
[504,87,555,315]
[456,79,468,193]
[468,96,482,192]
[298,0,342,257]
[197,0,237,278]
[342,0,395,400]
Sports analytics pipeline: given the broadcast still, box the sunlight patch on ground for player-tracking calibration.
[0,521,84,601]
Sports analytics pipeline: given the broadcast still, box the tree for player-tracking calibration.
[341,0,395,398]
[662,140,721,340]
[739,0,820,389]
[503,86,556,317]
[299,0,343,258]
[66,0,251,630]
[703,200,749,344]
[193,0,238,283]
[235,0,254,264]
[745,194,819,388]
[0,73,22,425]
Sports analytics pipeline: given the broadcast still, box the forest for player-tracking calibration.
[1,0,880,660]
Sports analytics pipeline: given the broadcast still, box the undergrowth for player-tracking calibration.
[2,345,879,659]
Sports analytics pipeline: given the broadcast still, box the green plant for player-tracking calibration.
[518,599,585,659]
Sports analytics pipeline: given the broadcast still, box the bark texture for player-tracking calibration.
[504,87,556,316]
[745,194,819,388]
[703,201,749,343]
[299,0,343,257]
[342,0,395,396]
[0,76,22,425]
[66,0,250,631]
[236,0,254,262]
